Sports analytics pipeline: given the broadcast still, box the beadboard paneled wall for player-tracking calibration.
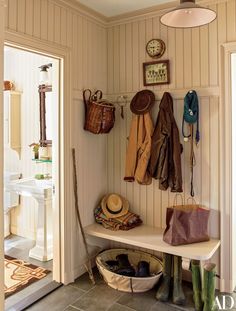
[4,0,108,279]
[4,47,55,239]
[106,1,236,262]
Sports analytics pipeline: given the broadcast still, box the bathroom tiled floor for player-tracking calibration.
[4,234,53,270]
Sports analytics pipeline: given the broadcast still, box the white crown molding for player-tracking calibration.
[51,0,108,27]
[107,0,225,26]
[49,0,226,28]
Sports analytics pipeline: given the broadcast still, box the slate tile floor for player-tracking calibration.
[26,267,236,311]
[26,269,197,311]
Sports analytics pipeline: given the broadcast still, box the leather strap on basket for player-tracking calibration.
[91,90,103,101]
[83,89,92,120]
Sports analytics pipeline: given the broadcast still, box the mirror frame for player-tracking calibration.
[38,84,52,146]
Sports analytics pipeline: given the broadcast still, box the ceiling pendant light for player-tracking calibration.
[160,0,216,28]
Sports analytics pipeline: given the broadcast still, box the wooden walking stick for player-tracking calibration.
[72,148,95,285]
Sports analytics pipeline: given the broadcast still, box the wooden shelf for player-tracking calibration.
[85,223,220,261]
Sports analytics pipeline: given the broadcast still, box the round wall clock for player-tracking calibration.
[146,39,166,58]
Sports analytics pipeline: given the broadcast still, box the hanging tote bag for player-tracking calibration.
[163,195,210,246]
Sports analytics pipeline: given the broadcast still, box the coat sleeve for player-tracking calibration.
[124,115,139,182]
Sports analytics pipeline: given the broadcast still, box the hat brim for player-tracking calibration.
[130,90,155,115]
[101,194,129,219]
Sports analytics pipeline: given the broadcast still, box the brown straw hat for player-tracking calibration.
[101,193,129,219]
[130,90,155,115]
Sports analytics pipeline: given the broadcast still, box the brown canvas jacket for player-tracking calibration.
[124,112,154,185]
[148,92,183,192]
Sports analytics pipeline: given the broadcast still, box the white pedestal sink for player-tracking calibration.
[5,178,53,261]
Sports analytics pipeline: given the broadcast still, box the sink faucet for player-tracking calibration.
[44,173,52,179]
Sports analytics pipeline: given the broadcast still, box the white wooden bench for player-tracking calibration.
[84,223,220,261]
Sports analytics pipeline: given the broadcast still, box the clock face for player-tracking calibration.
[146,39,165,58]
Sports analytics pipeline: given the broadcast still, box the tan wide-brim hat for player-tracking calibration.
[101,193,129,219]
[130,90,155,115]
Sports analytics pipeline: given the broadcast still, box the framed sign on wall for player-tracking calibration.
[143,60,170,86]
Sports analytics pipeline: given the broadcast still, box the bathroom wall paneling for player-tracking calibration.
[4,0,108,281]
[4,49,55,240]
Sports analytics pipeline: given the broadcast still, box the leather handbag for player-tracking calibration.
[163,195,210,246]
[83,89,115,134]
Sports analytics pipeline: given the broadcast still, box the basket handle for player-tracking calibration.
[83,89,92,119]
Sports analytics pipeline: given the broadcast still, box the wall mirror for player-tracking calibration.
[39,84,52,146]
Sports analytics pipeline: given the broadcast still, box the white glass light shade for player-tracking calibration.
[39,70,49,85]
[160,1,216,28]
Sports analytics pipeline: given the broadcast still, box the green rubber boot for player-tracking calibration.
[202,263,216,311]
[156,253,172,302]
[173,256,186,305]
[191,260,203,311]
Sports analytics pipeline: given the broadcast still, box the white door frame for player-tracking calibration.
[219,42,236,293]
[2,31,73,285]
[0,1,6,310]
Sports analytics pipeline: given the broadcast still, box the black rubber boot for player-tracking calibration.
[173,256,186,305]
[156,253,172,302]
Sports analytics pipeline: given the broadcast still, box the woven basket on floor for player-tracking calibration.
[96,248,163,293]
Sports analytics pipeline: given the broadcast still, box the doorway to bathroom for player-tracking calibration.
[3,44,61,310]
[220,42,236,293]
[231,52,236,292]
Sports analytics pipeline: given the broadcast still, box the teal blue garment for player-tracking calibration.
[182,90,200,144]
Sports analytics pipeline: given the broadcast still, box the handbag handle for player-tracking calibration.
[186,197,197,205]
[173,194,184,207]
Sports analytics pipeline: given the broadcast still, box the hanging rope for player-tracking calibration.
[182,90,199,197]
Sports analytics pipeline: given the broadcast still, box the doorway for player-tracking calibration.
[220,42,236,293]
[3,44,62,310]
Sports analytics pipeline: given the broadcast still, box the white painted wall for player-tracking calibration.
[105,0,236,281]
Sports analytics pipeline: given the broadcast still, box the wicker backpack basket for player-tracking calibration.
[84,100,115,134]
[96,248,163,293]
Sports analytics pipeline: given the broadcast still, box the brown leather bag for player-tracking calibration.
[83,89,115,134]
[163,195,210,246]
